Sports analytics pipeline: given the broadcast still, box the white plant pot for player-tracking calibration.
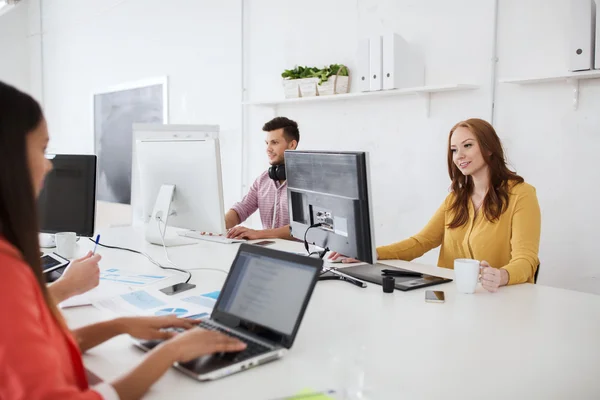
[318,75,350,96]
[298,78,319,97]
[282,73,349,98]
[283,80,300,98]
[282,77,320,98]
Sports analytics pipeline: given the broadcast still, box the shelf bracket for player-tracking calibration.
[567,78,580,110]
[417,92,431,117]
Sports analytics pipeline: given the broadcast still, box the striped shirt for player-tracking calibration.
[231,171,289,229]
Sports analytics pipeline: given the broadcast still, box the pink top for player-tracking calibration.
[231,171,289,229]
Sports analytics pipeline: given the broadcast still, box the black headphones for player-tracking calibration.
[268,164,286,181]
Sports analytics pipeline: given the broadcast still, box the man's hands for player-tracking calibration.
[225,226,264,240]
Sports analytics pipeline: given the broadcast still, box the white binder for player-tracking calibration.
[594,0,600,69]
[357,38,371,92]
[369,35,383,91]
[382,33,425,90]
[569,0,596,71]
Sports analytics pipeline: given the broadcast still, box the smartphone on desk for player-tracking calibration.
[425,290,445,303]
[160,282,196,296]
[254,240,275,246]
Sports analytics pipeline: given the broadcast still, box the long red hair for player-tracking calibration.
[447,118,523,229]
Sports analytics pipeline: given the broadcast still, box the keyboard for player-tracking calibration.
[177,230,246,244]
[196,321,271,363]
[140,320,272,365]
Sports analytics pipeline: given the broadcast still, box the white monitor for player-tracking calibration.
[134,124,225,246]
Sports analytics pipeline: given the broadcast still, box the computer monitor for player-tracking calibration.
[135,124,225,246]
[285,150,377,264]
[38,154,97,247]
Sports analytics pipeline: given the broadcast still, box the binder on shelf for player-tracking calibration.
[382,33,425,90]
[569,0,596,71]
[369,35,383,91]
[596,0,600,69]
[357,38,371,92]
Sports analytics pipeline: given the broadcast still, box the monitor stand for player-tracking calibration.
[39,233,56,248]
[145,184,196,247]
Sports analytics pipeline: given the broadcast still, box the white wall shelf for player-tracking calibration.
[500,70,600,110]
[243,84,479,117]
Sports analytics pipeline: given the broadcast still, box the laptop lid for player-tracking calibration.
[212,244,323,349]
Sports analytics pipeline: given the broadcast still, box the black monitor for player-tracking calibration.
[285,150,377,264]
[38,154,97,238]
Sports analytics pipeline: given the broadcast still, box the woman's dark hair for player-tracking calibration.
[0,81,63,325]
[447,118,524,228]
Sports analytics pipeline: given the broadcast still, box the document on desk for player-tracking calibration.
[92,288,213,317]
[180,290,221,308]
[59,281,133,309]
[99,268,169,286]
[60,269,171,308]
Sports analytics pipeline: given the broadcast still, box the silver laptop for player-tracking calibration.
[135,243,323,381]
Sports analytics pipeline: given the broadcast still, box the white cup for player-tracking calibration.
[55,232,77,259]
[454,258,480,294]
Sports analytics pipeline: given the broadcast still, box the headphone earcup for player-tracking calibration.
[268,164,286,181]
[268,165,277,180]
[276,164,286,181]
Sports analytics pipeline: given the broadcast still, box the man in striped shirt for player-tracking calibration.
[225,117,299,240]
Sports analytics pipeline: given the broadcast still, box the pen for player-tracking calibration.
[329,269,367,288]
[92,234,100,255]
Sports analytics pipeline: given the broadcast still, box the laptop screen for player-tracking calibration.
[216,248,318,336]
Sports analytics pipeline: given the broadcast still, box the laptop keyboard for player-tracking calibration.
[196,321,272,363]
[155,320,272,363]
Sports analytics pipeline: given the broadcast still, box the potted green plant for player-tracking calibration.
[281,66,320,98]
[317,64,349,96]
[281,64,350,98]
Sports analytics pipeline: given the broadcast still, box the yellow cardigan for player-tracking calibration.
[377,182,541,284]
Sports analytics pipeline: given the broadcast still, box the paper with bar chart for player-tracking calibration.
[99,268,169,286]
[93,288,214,318]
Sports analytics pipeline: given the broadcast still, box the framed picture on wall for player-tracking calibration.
[93,77,169,204]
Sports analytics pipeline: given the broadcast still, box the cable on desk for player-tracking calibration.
[185,266,229,274]
[156,216,229,276]
[88,235,192,283]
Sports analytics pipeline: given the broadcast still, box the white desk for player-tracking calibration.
[64,226,600,399]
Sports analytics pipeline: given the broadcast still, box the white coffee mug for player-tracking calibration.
[454,258,480,294]
[55,232,77,259]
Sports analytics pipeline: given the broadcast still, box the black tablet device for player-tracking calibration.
[339,264,452,291]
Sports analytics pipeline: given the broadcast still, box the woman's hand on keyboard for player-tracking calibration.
[164,329,247,363]
[119,315,198,340]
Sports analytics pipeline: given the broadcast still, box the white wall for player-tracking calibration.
[495,0,600,294]
[34,0,600,294]
[0,1,31,92]
[38,0,242,212]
